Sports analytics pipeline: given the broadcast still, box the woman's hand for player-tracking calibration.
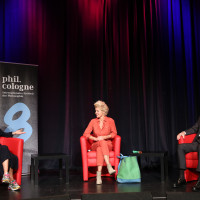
[12,129,26,135]
[177,131,186,140]
[96,136,105,141]
[93,137,98,141]
[89,136,98,141]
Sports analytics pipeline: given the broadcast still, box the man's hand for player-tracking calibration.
[177,131,186,140]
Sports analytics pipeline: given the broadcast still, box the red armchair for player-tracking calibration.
[0,137,24,185]
[178,134,199,182]
[80,135,121,181]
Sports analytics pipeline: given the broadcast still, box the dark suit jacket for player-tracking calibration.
[185,117,200,143]
[0,129,12,138]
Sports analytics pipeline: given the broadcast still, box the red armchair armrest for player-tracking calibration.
[178,134,196,144]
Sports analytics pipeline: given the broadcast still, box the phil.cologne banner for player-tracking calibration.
[0,61,38,174]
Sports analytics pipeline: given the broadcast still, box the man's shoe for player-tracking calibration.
[192,180,200,192]
[173,178,186,188]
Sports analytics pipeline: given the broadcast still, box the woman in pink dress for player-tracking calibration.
[83,100,117,184]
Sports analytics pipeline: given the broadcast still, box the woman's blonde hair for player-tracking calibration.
[94,100,109,116]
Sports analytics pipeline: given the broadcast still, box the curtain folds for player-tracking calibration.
[1,0,200,168]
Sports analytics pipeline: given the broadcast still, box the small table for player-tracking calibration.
[131,151,168,182]
[31,153,69,185]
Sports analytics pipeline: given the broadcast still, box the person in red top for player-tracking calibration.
[83,100,117,184]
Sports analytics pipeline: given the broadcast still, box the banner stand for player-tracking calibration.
[0,61,38,174]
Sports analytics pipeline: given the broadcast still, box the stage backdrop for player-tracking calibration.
[0,61,38,174]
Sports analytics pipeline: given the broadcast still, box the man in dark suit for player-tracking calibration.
[173,117,200,191]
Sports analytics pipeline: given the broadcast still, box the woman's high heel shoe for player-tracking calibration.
[107,164,116,175]
[96,171,102,184]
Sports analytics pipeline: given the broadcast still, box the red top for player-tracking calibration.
[83,116,117,139]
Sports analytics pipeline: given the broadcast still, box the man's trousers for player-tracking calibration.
[177,142,200,172]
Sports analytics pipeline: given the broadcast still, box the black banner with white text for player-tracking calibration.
[0,61,38,174]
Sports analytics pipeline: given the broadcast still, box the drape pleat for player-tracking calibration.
[0,0,200,168]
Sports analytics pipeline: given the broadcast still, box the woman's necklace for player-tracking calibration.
[99,117,104,129]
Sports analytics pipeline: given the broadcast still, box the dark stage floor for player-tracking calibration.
[0,168,200,200]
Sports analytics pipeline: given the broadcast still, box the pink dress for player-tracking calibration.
[83,116,117,166]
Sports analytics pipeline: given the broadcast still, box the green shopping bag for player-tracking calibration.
[117,154,141,183]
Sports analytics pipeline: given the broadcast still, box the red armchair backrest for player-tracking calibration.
[0,137,24,185]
